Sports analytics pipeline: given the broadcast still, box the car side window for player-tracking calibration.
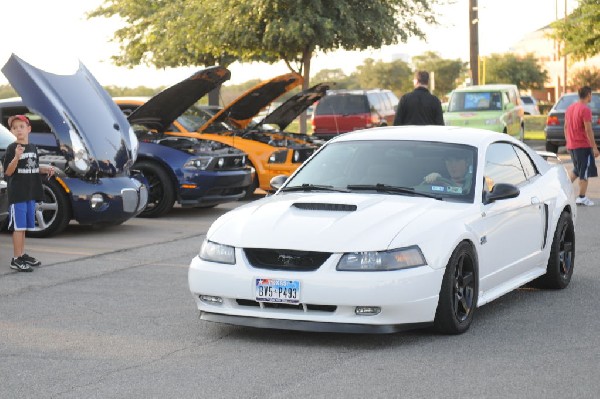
[513,145,538,180]
[484,142,527,188]
[367,93,384,113]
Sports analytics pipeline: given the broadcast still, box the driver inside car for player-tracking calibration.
[424,150,473,193]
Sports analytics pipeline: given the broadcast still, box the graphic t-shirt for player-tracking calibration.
[2,142,44,204]
[565,101,593,150]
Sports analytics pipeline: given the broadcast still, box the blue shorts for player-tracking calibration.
[569,148,598,180]
[8,200,36,231]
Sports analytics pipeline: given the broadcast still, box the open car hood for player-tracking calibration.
[1,54,136,177]
[198,72,303,132]
[255,83,330,130]
[127,66,231,132]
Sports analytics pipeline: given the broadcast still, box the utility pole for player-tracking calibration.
[469,0,479,85]
[563,0,568,94]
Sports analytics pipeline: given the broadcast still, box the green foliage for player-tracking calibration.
[550,0,600,61]
[104,85,163,97]
[355,58,413,97]
[482,53,548,90]
[0,85,17,99]
[569,66,600,90]
[311,69,358,89]
[89,0,442,81]
[411,51,467,96]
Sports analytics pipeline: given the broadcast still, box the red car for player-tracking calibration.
[311,89,398,140]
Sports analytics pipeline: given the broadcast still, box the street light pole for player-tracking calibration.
[469,0,479,85]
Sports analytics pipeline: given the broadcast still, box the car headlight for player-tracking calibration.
[485,118,501,125]
[129,126,139,162]
[268,150,288,163]
[184,157,213,169]
[199,239,235,264]
[336,246,426,271]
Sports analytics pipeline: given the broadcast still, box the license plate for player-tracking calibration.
[255,278,300,304]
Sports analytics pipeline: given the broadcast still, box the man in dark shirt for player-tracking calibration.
[393,71,444,126]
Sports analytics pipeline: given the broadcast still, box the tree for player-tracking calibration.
[481,53,548,90]
[570,67,600,91]
[550,0,600,61]
[89,0,443,132]
[355,58,413,97]
[411,51,467,96]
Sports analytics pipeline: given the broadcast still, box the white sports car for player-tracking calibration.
[188,126,576,334]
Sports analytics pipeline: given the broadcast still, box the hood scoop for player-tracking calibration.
[292,202,357,212]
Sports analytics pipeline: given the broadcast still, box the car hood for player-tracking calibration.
[207,192,459,253]
[2,54,135,177]
[127,66,231,132]
[255,83,330,130]
[198,72,303,132]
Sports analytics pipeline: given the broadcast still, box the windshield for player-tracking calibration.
[448,91,503,112]
[554,93,600,112]
[177,105,232,132]
[285,140,478,202]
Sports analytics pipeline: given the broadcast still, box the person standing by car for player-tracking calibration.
[393,70,444,126]
[564,86,599,206]
[3,115,54,272]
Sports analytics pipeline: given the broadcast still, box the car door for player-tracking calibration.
[473,142,546,296]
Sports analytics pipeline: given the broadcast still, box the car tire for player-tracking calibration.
[519,123,525,141]
[434,241,478,334]
[135,160,175,218]
[545,141,559,153]
[27,178,71,238]
[531,211,575,289]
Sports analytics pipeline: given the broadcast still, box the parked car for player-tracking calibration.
[115,66,252,217]
[0,54,147,237]
[444,84,525,140]
[520,95,541,115]
[544,92,600,153]
[189,125,576,334]
[311,89,399,140]
[119,73,322,199]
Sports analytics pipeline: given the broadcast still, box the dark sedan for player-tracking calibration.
[544,92,600,153]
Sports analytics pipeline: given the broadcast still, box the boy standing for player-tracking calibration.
[3,115,54,272]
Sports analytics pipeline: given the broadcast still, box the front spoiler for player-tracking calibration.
[200,311,433,334]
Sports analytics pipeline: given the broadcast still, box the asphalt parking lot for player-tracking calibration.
[1,142,600,398]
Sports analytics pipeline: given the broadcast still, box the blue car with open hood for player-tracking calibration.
[116,66,252,217]
[0,54,148,237]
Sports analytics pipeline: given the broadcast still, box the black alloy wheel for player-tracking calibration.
[135,161,175,218]
[434,241,478,334]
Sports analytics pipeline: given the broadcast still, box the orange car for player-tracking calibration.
[117,73,327,197]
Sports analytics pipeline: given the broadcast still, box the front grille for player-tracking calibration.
[244,248,331,271]
[236,299,336,313]
[213,155,247,170]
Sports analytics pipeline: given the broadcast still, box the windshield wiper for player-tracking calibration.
[280,184,350,193]
[346,184,442,199]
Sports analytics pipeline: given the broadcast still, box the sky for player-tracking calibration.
[0,0,578,88]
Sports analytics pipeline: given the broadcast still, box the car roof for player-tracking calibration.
[326,89,392,95]
[453,84,518,92]
[332,125,514,146]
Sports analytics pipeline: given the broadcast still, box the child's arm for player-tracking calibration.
[4,144,22,177]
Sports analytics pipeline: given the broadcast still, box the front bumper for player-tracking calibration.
[179,169,252,206]
[65,176,148,225]
[188,250,444,333]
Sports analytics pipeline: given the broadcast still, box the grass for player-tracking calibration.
[524,115,546,141]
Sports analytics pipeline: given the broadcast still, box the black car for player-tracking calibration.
[544,92,600,153]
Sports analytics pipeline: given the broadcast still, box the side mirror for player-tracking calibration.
[270,175,289,191]
[483,183,520,204]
